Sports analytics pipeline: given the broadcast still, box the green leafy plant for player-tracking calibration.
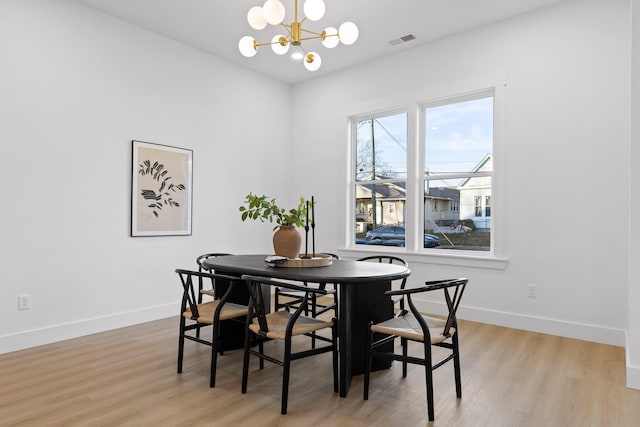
[239,193,308,230]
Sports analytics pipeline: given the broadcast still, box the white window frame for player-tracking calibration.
[344,80,507,270]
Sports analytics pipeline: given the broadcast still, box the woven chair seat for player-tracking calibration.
[370,312,454,344]
[249,311,334,340]
[182,300,248,324]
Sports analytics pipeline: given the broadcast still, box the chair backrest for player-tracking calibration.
[318,252,340,260]
[356,255,406,266]
[387,278,468,338]
[357,255,408,296]
[431,278,468,337]
[242,274,330,335]
[196,253,232,272]
[175,269,240,320]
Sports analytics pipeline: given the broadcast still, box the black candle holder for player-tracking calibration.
[301,196,316,259]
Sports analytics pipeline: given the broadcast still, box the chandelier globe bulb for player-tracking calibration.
[271,35,290,55]
[339,21,359,45]
[247,6,267,30]
[263,0,286,25]
[238,36,258,57]
[321,27,339,48]
[304,51,322,71]
[303,0,325,21]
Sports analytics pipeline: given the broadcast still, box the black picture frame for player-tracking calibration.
[131,140,193,236]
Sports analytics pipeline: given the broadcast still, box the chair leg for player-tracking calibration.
[311,294,317,349]
[453,334,462,398]
[274,288,281,311]
[259,341,264,370]
[281,337,293,415]
[210,324,220,388]
[241,330,252,394]
[177,317,186,373]
[196,293,203,339]
[424,341,435,422]
[363,322,373,400]
[401,337,408,378]
[332,320,338,393]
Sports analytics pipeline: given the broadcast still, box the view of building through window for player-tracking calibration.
[353,92,494,252]
[354,112,407,244]
[424,94,493,251]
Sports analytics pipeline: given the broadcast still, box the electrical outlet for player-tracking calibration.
[527,284,537,299]
[18,295,30,311]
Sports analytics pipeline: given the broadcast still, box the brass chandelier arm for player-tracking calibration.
[299,28,327,38]
[253,27,337,48]
[279,23,293,35]
[253,34,326,49]
[253,38,287,48]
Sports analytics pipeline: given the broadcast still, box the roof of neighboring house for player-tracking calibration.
[356,180,460,201]
[356,181,406,200]
[426,186,459,201]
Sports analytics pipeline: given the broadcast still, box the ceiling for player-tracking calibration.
[74,0,565,84]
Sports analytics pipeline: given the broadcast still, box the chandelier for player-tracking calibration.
[238,0,359,71]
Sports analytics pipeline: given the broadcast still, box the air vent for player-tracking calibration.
[388,34,416,46]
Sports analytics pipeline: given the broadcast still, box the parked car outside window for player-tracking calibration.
[361,225,440,248]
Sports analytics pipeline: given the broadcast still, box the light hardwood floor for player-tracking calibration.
[1,317,639,426]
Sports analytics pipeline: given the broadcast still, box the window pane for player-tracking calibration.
[424,94,493,252]
[424,178,491,251]
[425,96,493,177]
[355,182,406,246]
[354,111,407,246]
[356,113,407,181]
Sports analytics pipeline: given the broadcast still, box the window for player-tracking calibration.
[351,89,496,254]
[354,111,407,246]
[475,196,482,217]
[424,93,493,251]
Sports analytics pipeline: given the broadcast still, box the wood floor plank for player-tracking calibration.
[1,317,639,426]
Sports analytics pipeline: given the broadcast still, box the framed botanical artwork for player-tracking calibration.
[131,140,192,236]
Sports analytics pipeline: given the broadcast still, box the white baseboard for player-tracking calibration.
[627,364,640,390]
[414,299,626,347]
[625,330,640,390]
[0,303,176,355]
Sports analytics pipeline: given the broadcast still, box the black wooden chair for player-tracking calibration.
[274,252,340,317]
[241,274,338,415]
[193,253,233,340]
[363,278,468,421]
[196,252,232,273]
[176,269,248,388]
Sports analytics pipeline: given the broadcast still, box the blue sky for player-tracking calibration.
[356,95,493,181]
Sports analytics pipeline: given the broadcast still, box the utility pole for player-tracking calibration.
[370,119,377,229]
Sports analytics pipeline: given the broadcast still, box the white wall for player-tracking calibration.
[0,0,291,352]
[291,0,631,348]
[629,0,640,389]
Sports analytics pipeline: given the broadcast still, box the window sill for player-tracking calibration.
[339,247,508,270]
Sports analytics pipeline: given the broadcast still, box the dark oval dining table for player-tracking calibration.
[202,254,411,397]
